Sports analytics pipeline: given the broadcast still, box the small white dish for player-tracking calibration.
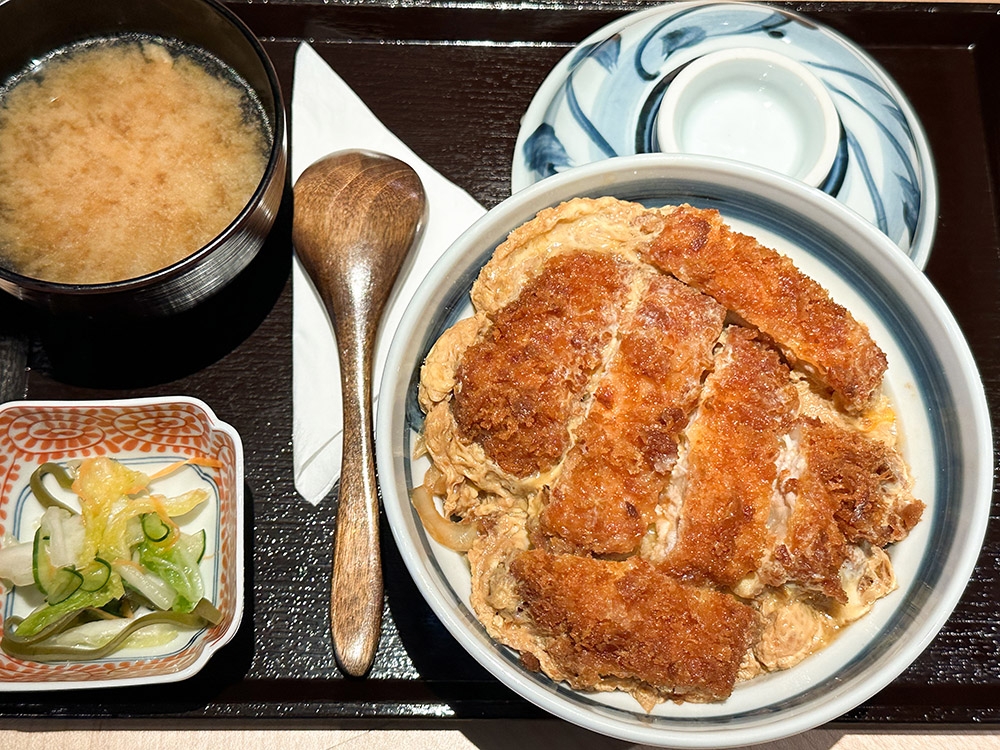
[0,396,244,690]
[377,153,990,747]
[656,47,840,187]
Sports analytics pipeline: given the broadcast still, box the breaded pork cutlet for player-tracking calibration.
[765,420,924,603]
[470,196,664,316]
[509,549,760,705]
[452,251,635,478]
[539,272,725,555]
[644,204,887,413]
[662,326,799,590]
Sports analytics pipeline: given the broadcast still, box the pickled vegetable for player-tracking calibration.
[0,456,223,661]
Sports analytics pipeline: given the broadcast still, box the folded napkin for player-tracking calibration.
[291,43,487,506]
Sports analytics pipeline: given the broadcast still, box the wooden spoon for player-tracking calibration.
[292,149,425,676]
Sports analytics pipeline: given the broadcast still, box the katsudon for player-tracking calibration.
[412,197,923,709]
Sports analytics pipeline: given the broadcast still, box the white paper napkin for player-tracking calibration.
[291,42,486,505]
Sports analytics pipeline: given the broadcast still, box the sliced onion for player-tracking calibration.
[410,485,478,552]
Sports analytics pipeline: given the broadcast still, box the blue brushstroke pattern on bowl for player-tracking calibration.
[513,1,936,269]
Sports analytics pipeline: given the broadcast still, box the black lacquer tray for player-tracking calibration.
[0,0,997,729]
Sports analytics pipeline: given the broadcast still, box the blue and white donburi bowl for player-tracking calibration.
[378,154,989,748]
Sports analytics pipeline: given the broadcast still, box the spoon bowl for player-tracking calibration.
[292,148,425,676]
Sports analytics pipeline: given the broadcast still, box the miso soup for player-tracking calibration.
[0,36,270,284]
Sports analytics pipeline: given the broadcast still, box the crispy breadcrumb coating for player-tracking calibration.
[644,204,887,413]
[510,550,760,704]
[539,273,725,555]
[453,251,634,477]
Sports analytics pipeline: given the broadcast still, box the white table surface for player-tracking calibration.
[1,725,998,749]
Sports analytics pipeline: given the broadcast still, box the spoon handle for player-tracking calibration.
[330,322,382,676]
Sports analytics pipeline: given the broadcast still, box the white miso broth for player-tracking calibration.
[0,36,270,285]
